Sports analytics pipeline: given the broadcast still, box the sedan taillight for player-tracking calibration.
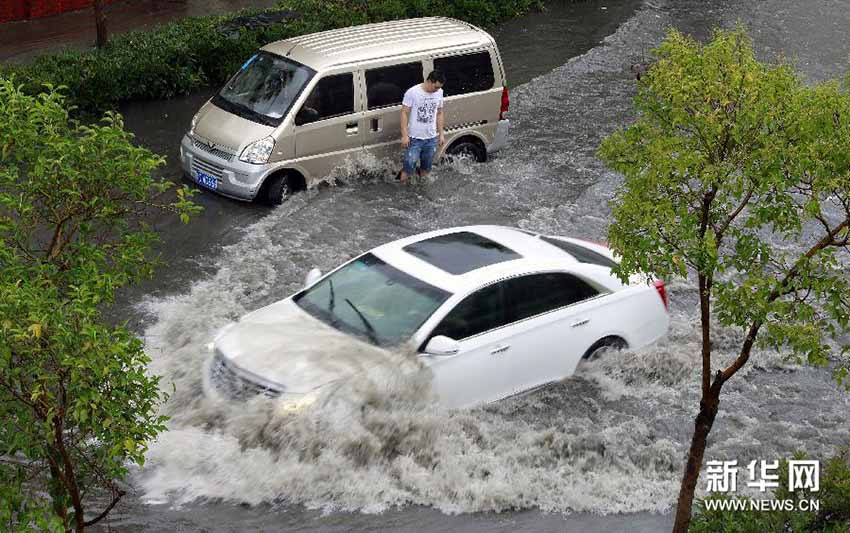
[653,279,669,311]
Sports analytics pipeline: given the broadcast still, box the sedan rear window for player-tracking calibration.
[403,232,521,275]
[541,236,618,269]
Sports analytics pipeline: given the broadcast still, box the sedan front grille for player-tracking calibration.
[209,351,282,401]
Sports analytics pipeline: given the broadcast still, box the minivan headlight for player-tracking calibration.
[189,113,199,136]
[240,136,275,164]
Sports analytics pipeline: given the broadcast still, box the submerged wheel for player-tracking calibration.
[582,337,627,362]
[260,172,303,206]
[444,138,487,163]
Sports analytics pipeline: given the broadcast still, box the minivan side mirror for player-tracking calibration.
[423,335,460,356]
[304,268,322,287]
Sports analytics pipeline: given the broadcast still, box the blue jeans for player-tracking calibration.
[403,136,438,175]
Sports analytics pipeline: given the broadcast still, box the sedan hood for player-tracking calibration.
[214,299,395,393]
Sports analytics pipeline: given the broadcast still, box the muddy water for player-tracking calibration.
[115,0,643,318]
[100,0,850,531]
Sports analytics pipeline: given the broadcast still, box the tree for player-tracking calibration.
[598,28,850,532]
[93,0,107,48]
[0,79,199,532]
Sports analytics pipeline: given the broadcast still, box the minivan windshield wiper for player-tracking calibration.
[344,298,379,345]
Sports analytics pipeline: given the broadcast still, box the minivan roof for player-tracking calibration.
[262,17,493,71]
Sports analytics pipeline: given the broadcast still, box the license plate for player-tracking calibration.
[194,169,218,190]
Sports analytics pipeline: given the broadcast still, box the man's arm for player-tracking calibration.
[436,107,445,146]
[400,105,411,148]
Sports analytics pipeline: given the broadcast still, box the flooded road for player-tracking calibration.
[101,0,850,531]
[115,0,642,316]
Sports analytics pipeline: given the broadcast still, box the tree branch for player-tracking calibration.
[83,488,125,527]
[719,217,850,382]
[715,187,754,239]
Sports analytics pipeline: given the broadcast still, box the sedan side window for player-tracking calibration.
[430,282,507,341]
[505,273,599,323]
[295,73,354,126]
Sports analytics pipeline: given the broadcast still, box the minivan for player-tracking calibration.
[180,17,510,204]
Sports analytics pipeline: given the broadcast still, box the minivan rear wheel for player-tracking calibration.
[445,139,486,163]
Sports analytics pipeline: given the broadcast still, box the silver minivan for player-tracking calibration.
[180,17,510,204]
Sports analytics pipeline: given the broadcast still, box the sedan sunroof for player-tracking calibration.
[402,231,521,275]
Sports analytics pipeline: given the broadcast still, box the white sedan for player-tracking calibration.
[205,226,670,409]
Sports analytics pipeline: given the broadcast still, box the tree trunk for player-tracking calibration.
[94,0,108,48]
[671,387,720,532]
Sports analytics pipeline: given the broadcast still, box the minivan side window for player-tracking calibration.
[295,73,355,126]
[366,62,424,109]
[430,282,507,341]
[505,273,599,323]
[433,52,495,97]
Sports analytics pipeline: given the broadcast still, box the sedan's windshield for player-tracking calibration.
[213,51,314,126]
[294,254,451,347]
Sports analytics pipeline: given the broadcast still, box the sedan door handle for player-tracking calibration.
[571,318,590,327]
[490,344,511,355]
[345,122,359,135]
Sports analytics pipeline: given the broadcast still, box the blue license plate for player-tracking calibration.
[195,169,218,190]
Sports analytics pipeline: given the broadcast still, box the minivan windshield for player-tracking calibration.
[213,51,315,127]
[294,254,451,347]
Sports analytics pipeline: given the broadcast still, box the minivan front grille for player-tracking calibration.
[209,351,282,401]
[191,158,224,180]
[192,138,235,162]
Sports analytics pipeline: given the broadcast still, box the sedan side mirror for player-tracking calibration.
[304,268,322,287]
[423,335,460,356]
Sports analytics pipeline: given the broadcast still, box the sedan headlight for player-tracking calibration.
[278,391,319,413]
[239,136,275,164]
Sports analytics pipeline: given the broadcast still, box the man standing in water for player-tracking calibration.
[399,70,446,182]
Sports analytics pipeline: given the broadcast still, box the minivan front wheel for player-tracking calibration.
[444,138,486,164]
[260,173,300,206]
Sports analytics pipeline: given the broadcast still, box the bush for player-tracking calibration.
[2,0,542,113]
[691,450,850,532]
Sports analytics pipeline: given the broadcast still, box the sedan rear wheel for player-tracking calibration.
[582,337,627,362]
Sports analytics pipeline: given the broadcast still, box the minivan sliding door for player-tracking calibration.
[361,61,425,168]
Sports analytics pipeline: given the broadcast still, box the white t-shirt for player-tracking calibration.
[402,84,444,139]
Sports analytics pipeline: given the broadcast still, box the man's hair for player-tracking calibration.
[427,69,446,85]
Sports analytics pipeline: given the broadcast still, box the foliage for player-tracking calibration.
[1,0,542,113]
[0,80,199,531]
[599,26,850,387]
[691,450,850,532]
[597,27,850,532]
